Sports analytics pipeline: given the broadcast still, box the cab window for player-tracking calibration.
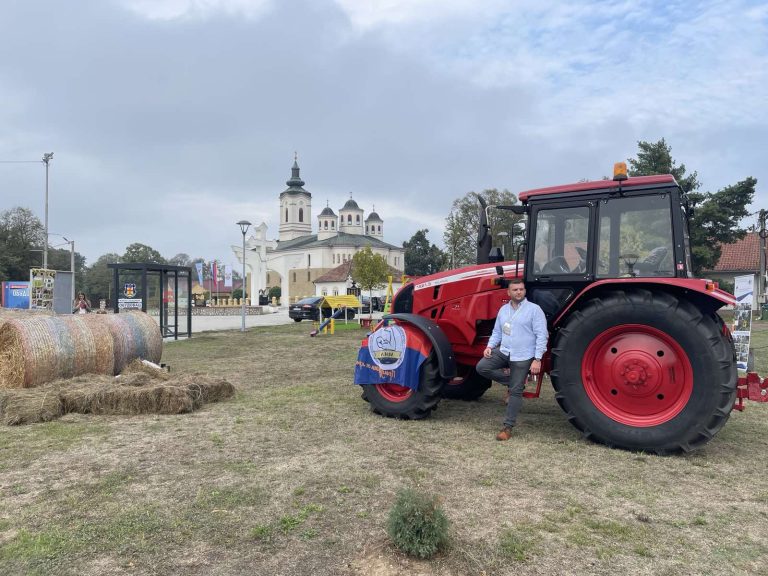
[596,194,674,278]
[532,206,590,275]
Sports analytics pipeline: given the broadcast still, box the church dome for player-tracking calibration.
[342,198,361,210]
[365,211,382,221]
[319,206,336,216]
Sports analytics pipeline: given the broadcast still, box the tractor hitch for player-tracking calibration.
[733,372,768,411]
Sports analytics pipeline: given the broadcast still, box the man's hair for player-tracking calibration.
[508,278,525,287]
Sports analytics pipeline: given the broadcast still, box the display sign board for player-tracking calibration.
[2,281,30,309]
[732,274,754,372]
[30,269,56,310]
[118,298,143,310]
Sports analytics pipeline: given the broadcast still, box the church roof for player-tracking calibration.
[272,231,400,252]
[365,211,382,221]
[282,157,308,196]
[319,206,336,216]
[314,260,403,284]
[341,198,361,210]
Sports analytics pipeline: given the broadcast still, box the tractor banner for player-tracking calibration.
[732,274,753,372]
[354,324,430,389]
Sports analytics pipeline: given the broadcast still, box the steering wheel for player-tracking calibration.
[541,256,571,274]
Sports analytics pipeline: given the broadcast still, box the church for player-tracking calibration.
[233,156,405,305]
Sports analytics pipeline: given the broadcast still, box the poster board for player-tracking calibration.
[2,282,30,309]
[732,274,754,373]
[30,269,56,310]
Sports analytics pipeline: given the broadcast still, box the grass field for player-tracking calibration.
[1,319,767,575]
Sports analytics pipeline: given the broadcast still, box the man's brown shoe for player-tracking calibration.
[496,426,514,441]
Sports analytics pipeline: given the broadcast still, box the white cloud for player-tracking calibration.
[118,0,273,20]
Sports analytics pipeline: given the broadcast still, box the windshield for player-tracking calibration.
[296,297,321,305]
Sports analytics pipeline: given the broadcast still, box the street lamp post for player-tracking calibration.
[42,152,54,269]
[237,220,251,332]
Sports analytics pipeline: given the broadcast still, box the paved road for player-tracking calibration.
[161,308,384,337]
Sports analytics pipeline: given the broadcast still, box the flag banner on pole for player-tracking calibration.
[224,264,232,287]
[212,261,218,286]
[195,262,204,286]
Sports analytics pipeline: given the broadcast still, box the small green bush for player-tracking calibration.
[387,488,449,558]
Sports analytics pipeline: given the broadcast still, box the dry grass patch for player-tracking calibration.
[0,322,766,575]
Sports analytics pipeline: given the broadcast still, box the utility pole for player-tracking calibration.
[42,152,54,269]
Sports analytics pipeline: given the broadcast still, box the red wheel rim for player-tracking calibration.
[376,383,413,402]
[581,324,693,427]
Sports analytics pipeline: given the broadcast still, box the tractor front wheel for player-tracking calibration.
[551,290,736,454]
[440,364,491,401]
[361,345,446,420]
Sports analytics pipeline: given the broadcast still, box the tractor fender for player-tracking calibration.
[383,313,457,379]
[554,278,737,327]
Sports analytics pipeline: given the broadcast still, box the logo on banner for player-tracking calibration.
[124,283,136,298]
[368,325,407,369]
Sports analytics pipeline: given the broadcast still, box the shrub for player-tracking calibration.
[387,488,449,558]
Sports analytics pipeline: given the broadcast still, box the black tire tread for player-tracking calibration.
[550,289,736,454]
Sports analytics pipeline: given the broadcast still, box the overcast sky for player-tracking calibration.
[1,0,766,269]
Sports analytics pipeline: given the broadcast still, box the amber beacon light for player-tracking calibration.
[613,162,628,181]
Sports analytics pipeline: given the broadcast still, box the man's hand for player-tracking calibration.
[483,347,492,359]
[531,359,542,375]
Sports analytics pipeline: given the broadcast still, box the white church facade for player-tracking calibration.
[233,157,405,304]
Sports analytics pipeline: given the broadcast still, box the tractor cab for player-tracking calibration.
[490,164,696,323]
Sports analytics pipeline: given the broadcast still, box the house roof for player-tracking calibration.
[272,231,400,252]
[314,260,403,284]
[708,232,761,272]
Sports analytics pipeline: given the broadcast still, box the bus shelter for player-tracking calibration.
[108,263,192,339]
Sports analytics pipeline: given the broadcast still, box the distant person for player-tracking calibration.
[476,278,548,441]
[72,292,92,314]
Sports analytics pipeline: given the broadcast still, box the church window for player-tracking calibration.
[308,254,311,267]
[377,225,381,233]
[324,221,328,230]
[285,209,288,222]
[299,208,304,222]
[333,288,339,296]
[307,271,311,281]
[293,272,296,282]
[322,288,327,296]
[356,215,360,223]
[331,221,335,229]
[347,214,352,224]
[366,226,369,234]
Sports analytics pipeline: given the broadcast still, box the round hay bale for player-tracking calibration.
[0,315,116,389]
[101,312,162,374]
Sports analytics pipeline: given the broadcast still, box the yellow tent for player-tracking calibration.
[321,295,361,309]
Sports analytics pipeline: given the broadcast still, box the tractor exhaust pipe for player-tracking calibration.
[476,196,492,264]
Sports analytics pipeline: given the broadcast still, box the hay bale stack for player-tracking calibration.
[102,312,162,374]
[61,381,194,415]
[0,388,63,425]
[0,311,160,388]
[0,316,115,388]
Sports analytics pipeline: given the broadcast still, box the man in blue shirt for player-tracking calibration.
[476,278,548,441]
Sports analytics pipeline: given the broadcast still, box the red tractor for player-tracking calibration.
[356,164,746,454]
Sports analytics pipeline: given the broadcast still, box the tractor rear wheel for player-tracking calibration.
[361,349,445,420]
[551,289,736,454]
[440,364,491,401]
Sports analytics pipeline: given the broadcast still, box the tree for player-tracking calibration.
[168,253,192,267]
[627,139,755,274]
[84,253,121,305]
[0,207,45,282]
[403,229,447,276]
[123,243,166,264]
[351,247,389,318]
[443,189,522,269]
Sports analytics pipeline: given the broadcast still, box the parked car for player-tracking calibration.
[289,297,356,322]
[361,296,385,313]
